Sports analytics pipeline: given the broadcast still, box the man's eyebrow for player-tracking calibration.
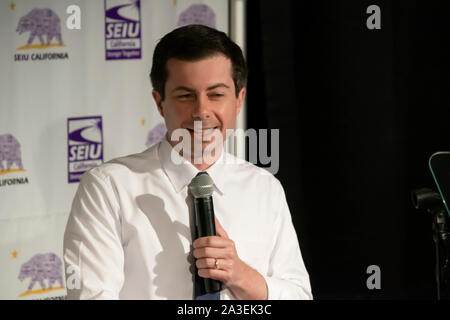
[207,83,230,90]
[171,83,230,94]
[171,86,195,93]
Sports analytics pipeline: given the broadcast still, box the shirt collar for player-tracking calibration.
[158,136,226,195]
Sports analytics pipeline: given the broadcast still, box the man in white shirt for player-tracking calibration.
[63,24,312,300]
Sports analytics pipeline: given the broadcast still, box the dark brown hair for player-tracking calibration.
[150,24,247,99]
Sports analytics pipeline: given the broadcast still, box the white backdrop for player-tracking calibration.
[0,0,229,299]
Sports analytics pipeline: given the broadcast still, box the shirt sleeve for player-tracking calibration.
[263,179,313,300]
[63,168,124,300]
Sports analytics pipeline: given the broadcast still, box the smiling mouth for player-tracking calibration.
[186,127,221,142]
[187,127,219,134]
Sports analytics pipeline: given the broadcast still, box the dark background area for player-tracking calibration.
[245,0,450,299]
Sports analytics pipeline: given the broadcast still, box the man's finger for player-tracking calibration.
[193,247,228,259]
[215,216,229,239]
[195,257,217,269]
[193,236,228,249]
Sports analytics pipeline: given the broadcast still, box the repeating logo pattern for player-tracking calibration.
[105,0,142,60]
[18,253,65,297]
[13,7,69,62]
[16,8,64,49]
[146,122,167,148]
[177,4,216,28]
[0,134,28,187]
[67,116,104,183]
[0,134,24,174]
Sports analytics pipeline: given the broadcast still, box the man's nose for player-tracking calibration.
[192,94,211,119]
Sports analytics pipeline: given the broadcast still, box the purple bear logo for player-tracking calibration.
[0,134,24,173]
[18,253,64,293]
[177,4,216,29]
[146,123,167,147]
[16,8,63,48]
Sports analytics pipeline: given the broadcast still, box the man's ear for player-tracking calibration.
[235,87,246,116]
[152,90,164,117]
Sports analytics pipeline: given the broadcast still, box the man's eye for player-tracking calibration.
[178,94,192,99]
[210,93,224,98]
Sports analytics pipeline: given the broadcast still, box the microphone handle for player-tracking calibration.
[194,196,222,293]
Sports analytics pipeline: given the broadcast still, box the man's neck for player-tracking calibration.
[188,148,223,171]
[192,161,214,171]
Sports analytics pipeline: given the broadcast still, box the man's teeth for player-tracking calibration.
[192,128,217,134]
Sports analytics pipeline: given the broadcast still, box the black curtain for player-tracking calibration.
[246,0,450,299]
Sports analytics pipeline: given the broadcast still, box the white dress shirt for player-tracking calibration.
[63,137,312,300]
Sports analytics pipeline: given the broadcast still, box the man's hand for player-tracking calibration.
[192,217,268,300]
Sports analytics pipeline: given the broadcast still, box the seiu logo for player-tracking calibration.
[67,116,103,183]
[68,144,102,161]
[104,0,141,60]
[106,22,140,39]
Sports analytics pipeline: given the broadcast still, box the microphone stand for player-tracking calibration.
[430,204,450,300]
[412,188,450,300]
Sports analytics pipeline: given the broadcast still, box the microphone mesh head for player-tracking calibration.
[188,173,214,198]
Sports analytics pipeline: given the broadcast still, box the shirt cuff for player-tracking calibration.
[263,275,313,300]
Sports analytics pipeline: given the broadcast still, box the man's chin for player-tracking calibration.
[181,141,224,165]
[187,127,222,141]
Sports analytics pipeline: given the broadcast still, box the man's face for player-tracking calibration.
[152,55,246,159]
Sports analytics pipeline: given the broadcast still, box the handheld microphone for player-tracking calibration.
[188,172,222,293]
